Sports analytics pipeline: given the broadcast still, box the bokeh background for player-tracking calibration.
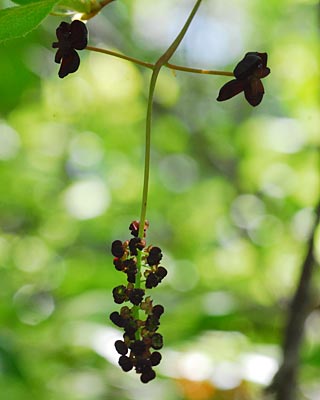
[0,0,319,399]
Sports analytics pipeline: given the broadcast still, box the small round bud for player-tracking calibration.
[111,240,124,258]
[118,355,133,372]
[150,351,162,366]
[151,333,163,350]
[115,340,128,355]
[140,367,156,383]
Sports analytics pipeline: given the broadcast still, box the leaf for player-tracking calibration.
[0,0,58,43]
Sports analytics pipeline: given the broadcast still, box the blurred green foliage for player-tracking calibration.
[0,0,319,399]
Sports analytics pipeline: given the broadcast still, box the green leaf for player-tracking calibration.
[0,0,58,43]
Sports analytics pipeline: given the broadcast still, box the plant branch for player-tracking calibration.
[85,45,233,77]
[266,197,320,400]
[137,0,203,239]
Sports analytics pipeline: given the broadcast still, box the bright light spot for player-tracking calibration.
[13,236,50,272]
[260,163,295,198]
[241,353,278,385]
[159,154,198,193]
[91,327,123,365]
[262,118,305,154]
[231,194,265,229]
[64,179,110,220]
[13,285,55,325]
[211,362,242,390]
[248,215,283,246]
[69,131,104,168]
[0,121,20,160]
[178,352,213,381]
[203,291,236,316]
[51,370,105,398]
[291,207,315,241]
[168,259,199,291]
[306,310,320,344]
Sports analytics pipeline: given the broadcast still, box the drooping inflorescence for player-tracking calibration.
[109,221,167,383]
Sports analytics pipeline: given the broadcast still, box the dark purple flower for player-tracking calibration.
[52,20,88,78]
[217,52,270,106]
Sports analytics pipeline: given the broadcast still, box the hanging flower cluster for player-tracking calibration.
[109,221,167,383]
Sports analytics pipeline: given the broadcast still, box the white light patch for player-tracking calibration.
[91,327,123,365]
[0,121,20,160]
[13,285,55,325]
[241,353,278,385]
[211,362,242,390]
[64,179,110,220]
[203,291,236,316]
[262,118,305,154]
[178,351,213,381]
[159,154,198,193]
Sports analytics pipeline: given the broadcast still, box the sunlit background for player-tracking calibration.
[0,0,319,399]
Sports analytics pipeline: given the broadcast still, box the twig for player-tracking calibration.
[266,197,320,400]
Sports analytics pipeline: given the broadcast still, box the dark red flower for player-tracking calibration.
[217,52,270,106]
[52,20,88,78]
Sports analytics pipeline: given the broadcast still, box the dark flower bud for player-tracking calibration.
[123,318,138,336]
[110,311,125,327]
[217,51,270,107]
[129,288,145,306]
[52,20,88,78]
[156,266,167,280]
[233,52,263,80]
[118,355,133,372]
[123,259,137,272]
[127,272,136,283]
[113,258,124,271]
[115,340,128,355]
[146,273,159,289]
[147,247,162,266]
[111,240,125,258]
[150,351,162,366]
[129,237,145,256]
[130,340,146,356]
[145,315,160,332]
[152,305,164,318]
[140,367,156,383]
[135,357,152,373]
[151,333,163,350]
[129,220,149,238]
[112,285,127,304]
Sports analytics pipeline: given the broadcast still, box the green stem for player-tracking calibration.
[85,46,233,77]
[137,0,203,240]
[86,46,154,69]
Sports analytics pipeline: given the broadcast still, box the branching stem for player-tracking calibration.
[85,46,233,77]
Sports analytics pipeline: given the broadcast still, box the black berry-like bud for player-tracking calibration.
[129,288,145,305]
[130,340,146,356]
[145,315,160,332]
[146,273,158,289]
[152,305,164,318]
[127,272,136,283]
[111,240,125,258]
[118,355,133,372]
[129,237,145,256]
[112,285,127,304]
[115,340,128,355]
[135,357,152,373]
[156,266,167,280]
[151,333,163,350]
[140,367,156,383]
[113,258,124,271]
[110,311,125,327]
[150,351,162,366]
[147,247,162,266]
